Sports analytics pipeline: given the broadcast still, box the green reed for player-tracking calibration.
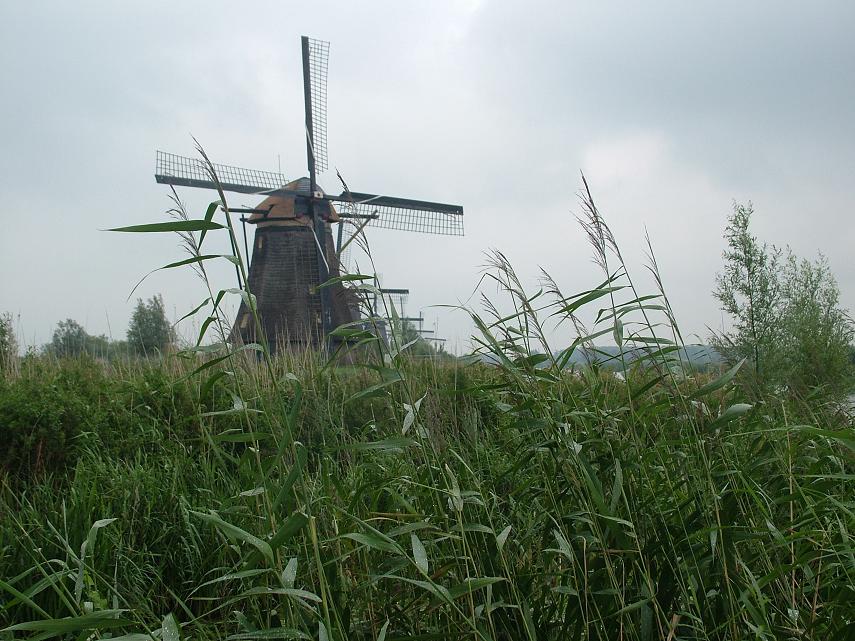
[1,162,852,640]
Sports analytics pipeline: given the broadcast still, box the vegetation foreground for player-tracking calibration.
[2,182,854,639]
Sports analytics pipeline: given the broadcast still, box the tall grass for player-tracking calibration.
[1,166,853,639]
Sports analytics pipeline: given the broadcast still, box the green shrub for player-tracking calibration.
[0,358,108,478]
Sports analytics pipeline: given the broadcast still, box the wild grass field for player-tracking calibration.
[1,177,853,640]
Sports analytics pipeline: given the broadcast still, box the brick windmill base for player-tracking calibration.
[230,224,357,352]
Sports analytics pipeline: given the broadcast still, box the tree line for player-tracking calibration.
[17,295,176,361]
[2,203,854,390]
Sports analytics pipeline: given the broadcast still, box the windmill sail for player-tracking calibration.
[156,152,464,236]
[301,37,330,176]
[331,193,464,236]
[155,151,286,194]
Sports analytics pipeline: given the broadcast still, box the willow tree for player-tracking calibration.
[712,202,782,382]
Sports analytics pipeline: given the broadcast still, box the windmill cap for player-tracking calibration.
[286,177,324,195]
[249,176,339,227]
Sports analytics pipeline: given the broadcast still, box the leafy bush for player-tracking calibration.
[0,357,108,477]
[0,358,205,481]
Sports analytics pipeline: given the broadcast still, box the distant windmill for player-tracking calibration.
[154,36,464,351]
[370,287,445,351]
[374,287,409,319]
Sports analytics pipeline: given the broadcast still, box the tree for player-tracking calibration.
[50,319,91,358]
[712,202,853,396]
[127,294,175,356]
[44,319,126,360]
[0,312,17,371]
[712,202,782,381]
[777,253,853,395]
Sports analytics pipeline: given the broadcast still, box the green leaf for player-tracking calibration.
[609,459,623,515]
[191,511,273,565]
[616,598,651,616]
[383,576,451,603]
[241,587,322,603]
[200,369,233,401]
[186,343,263,382]
[108,220,224,233]
[340,437,419,454]
[376,620,390,641]
[226,629,310,640]
[454,523,493,534]
[0,579,50,618]
[179,341,228,357]
[446,577,505,601]
[550,529,574,560]
[226,288,258,311]
[193,568,271,594]
[411,533,428,574]
[281,558,298,588]
[349,373,404,401]
[496,525,512,552]
[175,298,210,325]
[316,274,375,289]
[162,613,180,641]
[445,465,463,512]
[196,316,217,346]
[792,425,855,454]
[552,585,579,596]
[199,201,222,247]
[402,407,415,435]
[710,403,753,428]
[244,514,308,571]
[2,610,131,634]
[613,319,624,347]
[271,445,307,513]
[513,353,550,369]
[328,326,376,341]
[341,532,402,554]
[76,518,116,602]
[160,254,225,271]
[627,336,674,346]
[128,254,229,299]
[268,514,310,551]
[690,358,745,399]
[213,431,271,443]
[558,286,625,315]
[202,391,262,417]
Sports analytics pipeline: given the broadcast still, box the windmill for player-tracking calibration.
[369,287,445,352]
[369,286,411,345]
[154,36,463,351]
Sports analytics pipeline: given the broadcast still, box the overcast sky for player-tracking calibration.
[2,1,854,353]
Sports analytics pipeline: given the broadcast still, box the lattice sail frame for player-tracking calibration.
[156,151,463,236]
[155,151,286,194]
[305,38,330,174]
[335,199,464,236]
[381,290,409,316]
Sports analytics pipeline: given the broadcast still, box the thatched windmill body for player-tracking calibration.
[154,36,464,351]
